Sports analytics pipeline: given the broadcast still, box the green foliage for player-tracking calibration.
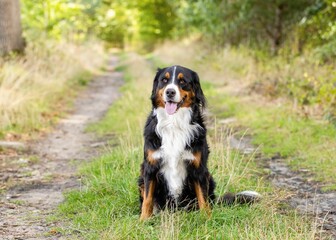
[136,0,176,50]
[20,0,336,56]
[173,0,315,53]
[92,1,132,47]
[21,0,176,48]
[252,55,336,121]
[299,0,336,48]
[168,0,335,58]
[287,69,336,112]
[313,38,336,63]
[21,0,97,41]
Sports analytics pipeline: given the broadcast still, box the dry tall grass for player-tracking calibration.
[0,40,105,137]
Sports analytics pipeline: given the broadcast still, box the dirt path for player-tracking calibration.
[268,156,336,238]
[227,132,336,239]
[0,56,122,239]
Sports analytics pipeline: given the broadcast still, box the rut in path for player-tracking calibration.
[227,132,336,239]
[0,56,122,239]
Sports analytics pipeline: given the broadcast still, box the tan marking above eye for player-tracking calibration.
[165,72,170,79]
[177,73,184,80]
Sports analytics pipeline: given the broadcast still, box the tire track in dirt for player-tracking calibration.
[226,129,336,239]
[267,156,336,239]
[0,56,123,239]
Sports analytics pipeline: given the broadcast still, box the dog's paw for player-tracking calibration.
[140,212,152,221]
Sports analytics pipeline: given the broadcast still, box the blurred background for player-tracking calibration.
[0,0,335,136]
[1,0,335,55]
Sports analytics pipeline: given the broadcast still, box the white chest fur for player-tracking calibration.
[154,107,201,199]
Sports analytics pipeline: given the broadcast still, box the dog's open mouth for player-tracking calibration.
[165,97,185,115]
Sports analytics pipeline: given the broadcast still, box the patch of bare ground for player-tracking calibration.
[0,56,122,239]
[225,128,336,239]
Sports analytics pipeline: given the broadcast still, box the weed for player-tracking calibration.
[28,155,40,164]
[10,200,26,206]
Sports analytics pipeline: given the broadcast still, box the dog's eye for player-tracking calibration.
[162,78,168,83]
[179,79,185,84]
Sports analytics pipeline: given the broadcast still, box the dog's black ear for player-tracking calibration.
[192,71,206,109]
[151,68,165,107]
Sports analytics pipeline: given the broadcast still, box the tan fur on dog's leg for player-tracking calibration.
[194,182,211,216]
[140,180,156,220]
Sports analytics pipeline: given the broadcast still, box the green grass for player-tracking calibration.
[57,53,317,239]
[59,137,314,239]
[207,91,336,190]
[59,147,313,239]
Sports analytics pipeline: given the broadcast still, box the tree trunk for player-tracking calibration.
[0,0,25,55]
[271,4,284,55]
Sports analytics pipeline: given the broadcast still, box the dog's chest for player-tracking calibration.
[155,108,199,199]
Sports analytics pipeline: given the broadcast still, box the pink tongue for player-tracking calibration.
[165,102,177,115]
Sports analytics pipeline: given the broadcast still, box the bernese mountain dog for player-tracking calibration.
[138,65,260,220]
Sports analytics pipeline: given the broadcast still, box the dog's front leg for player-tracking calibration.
[139,148,162,220]
[190,151,211,215]
[140,178,156,220]
[194,181,211,214]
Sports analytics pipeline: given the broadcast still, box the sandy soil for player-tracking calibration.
[0,56,123,239]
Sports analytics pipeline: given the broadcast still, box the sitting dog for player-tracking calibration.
[138,65,259,220]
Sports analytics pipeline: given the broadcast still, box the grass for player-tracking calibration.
[206,93,336,190]
[57,53,318,239]
[0,39,105,139]
[87,53,152,136]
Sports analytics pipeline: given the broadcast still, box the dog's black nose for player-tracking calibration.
[166,88,176,98]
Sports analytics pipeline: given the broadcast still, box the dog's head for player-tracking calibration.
[151,65,205,115]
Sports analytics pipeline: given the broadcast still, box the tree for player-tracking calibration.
[0,0,25,55]
[237,0,315,54]
[174,0,315,54]
[93,0,176,50]
[136,0,176,50]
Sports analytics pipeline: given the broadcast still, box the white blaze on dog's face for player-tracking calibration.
[164,66,180,114]
[155,65,195,115]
